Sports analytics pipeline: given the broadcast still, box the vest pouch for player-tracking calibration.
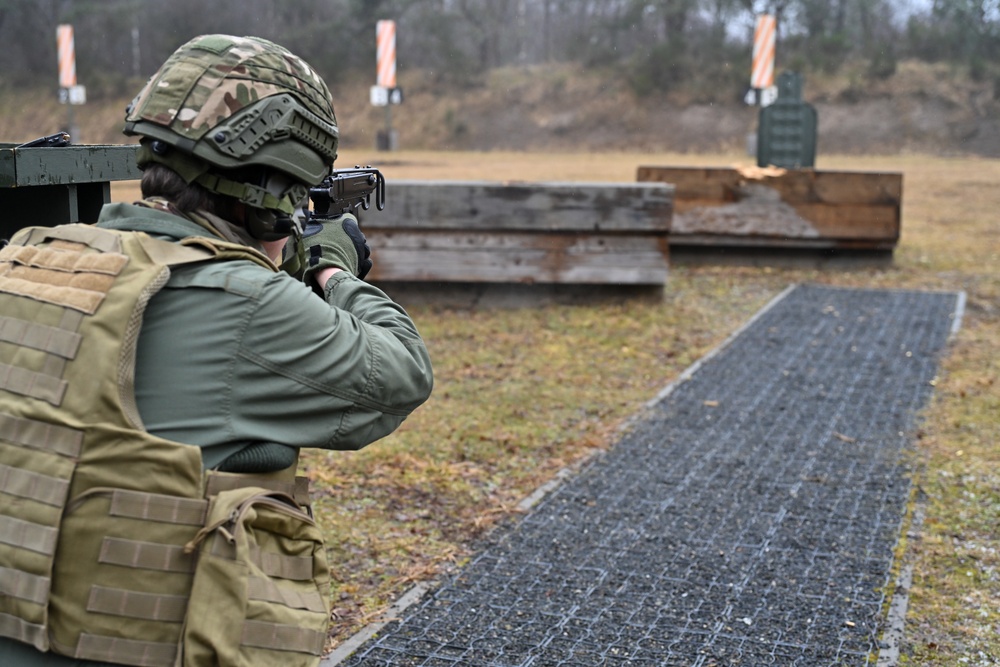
[181,487,331,667]
[47,488,208,667]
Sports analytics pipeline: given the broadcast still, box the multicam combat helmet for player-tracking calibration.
[123,34,339,237]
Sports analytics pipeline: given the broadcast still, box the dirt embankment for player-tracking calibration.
[2,60,998,157]
[340,60,1000,157]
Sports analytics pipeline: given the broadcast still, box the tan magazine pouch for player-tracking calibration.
[182,487,331,667]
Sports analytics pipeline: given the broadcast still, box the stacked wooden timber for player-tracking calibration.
[361,180,674,285]
[636,166,902,251]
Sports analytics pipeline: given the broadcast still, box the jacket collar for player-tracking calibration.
[96,199,265,256]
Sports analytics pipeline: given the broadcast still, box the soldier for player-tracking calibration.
[0,35,433,666]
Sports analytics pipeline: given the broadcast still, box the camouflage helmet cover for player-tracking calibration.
[124,34,338,187]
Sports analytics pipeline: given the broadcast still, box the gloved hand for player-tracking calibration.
[301,213,372,282]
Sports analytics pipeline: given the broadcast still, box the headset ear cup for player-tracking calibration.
[244,208,281,241]
[242,172,308,240]
[271,216,295,238]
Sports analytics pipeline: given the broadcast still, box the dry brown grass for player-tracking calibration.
[112,151,1000,662]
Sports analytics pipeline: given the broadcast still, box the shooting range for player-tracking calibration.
[1,4,993,664]
[357,13,902,297]
[3,14,904,297]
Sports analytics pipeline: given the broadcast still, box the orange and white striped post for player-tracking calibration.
[57,24,76,89]
[376,20,396,90]
[374,20,399,150]
[56,23,83,139]
[751,15,776,91]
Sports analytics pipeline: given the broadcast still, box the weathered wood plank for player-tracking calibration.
[636,167,742,204]
[636,165,902,248]
[792,203,900,240]
[668,234,897,251]
[774,170,902,205]
[365,231,669,284]
[360,179,672,285]
[672,200,899,241]
[364,180,673,233]
[637,166,902,206]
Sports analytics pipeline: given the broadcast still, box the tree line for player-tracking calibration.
[1,0,997,100]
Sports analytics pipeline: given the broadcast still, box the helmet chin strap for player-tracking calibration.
[195,170,309,241]
[136,138,310,240]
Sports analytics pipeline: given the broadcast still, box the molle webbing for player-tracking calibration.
[0,236,128,315]
[0,235,116,408]
[0,411,83,457]
[0,514,58,556]
[74,634,178,667]
[0,410,83,652]
[0,224,326,666]
[0,315,82,358]
[99,537,196,573]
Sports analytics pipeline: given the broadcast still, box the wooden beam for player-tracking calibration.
[362,180,673,285]
[636,166,902,249]
[364,180,673,233]
[366,231,670,284]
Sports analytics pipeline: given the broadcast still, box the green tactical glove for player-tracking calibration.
[300,213,373,282]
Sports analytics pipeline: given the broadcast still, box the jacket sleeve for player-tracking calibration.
[233,270,433,450]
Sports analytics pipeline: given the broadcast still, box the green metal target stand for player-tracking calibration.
[0,140,140,240]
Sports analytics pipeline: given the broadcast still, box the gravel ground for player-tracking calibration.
[331,284,962,667]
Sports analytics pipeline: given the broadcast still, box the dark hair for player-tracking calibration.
[140,164,215,214]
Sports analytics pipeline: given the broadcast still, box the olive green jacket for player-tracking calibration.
[111,202,433,468]
[0,202,433,666]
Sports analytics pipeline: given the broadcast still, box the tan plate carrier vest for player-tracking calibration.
[0,224,331,667]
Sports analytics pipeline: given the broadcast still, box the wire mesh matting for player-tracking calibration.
[336,284,962,666]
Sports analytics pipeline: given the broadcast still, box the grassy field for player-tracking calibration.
[114,151,1000,663]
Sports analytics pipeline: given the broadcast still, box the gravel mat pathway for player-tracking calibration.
[330,284,963,666]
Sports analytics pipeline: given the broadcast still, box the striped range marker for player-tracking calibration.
[376,20,396,89]
[751,14,776,90]
[57,24,76,89]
